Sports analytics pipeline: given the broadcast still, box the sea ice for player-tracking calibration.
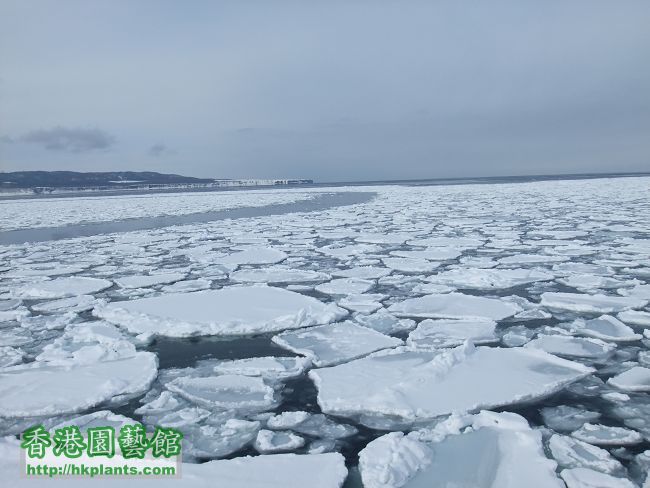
[618,310,650,328]
[315,278,374,296]
[381,258,441,273]
[209,356,311,381]
[310,343,592,428]
[568,315,642,342]
[525,335,616,360]
[182,419,261,459]
[213,247,288,266]
[331,266,392,279]
[0,352,157,418]
[337,294,384,313]
[406,319,498,348]
[430,268,553,290]
[10,277,113,299]
[608,367,650,392]
[540,405,601,432]
[272,321,402,367]
[560,468,636,488]
[548,434,624,474]
[540,292,647,314]
[571,423,643,446]
[254,429,305,453]
[353,309,416,335]
[115,272,186,288]
[95,285,346,337]
[388,293,521,321]
[230,268,330,284]
[266,411,357,439]
[166,374,277,411]
[359,410,563,488]
[31,295,102,314]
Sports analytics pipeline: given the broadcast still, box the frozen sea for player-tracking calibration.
[1,176,650,487]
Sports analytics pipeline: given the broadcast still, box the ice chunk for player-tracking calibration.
[354,309,416,335]
[568,315,642,342]
[115,272,186,288]
[619,284,650,300]
[560,468,636,488]
[214,247,288,266]
[430,268,553,289]
[525,335,616,360]
[337,294,384,313]
[558,274,630,292]
[388,293,522,321]
[608,367,650,392]
[161,278,212,293]
[254,429,305,453]
[183,419,261,459]
[332,266,392,279]
[31,295,102,314]
[266,411,357,439]
[499,253,568,264]
[0,352,157,418]
[210,356,311,380]
[272,321,402,367]
[10,277,112,299]
[540,405,601,432]
[359,410,563,488]
[50,410,133,433]
[541,292,647,314]
[0,346,24,368]
[315,278,374,296]
[571,424,643,446]
[618,310,650,328]
[381,258,441,273]
[390,248,462,261]
[549,434,624,474]
[230,268,330,284]
[407,319,498,348]
[95,285,347,337]
[166,374,277,411]
[310,343,592,428]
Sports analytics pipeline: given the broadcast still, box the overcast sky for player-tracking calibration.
[1,0,649,181]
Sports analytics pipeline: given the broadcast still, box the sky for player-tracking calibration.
[1,0,649,182]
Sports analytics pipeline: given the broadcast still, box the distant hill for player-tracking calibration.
[0,171,214,189]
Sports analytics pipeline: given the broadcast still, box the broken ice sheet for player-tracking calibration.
[310,343,592,429]
[359,411,563,488]
[0,352,157,418]
[406,318,498,348]
[95,285,347,337]
[388,292,522,321]
[272,321,402,367]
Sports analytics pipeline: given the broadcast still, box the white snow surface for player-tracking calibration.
[94,285,346,337]
[310,343,592,428]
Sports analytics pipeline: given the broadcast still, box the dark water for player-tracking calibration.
[0,191,375,245]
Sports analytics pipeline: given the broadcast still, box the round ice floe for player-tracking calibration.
[331,266,392,279]
[0,352,157,418]
[560,468,636,488]
[407,319,498,348]
[115,272,186,289]
[214,247,288,266]
[315,278,374,295]
[381,258,441,273]
[525,335,616,360]
[540,292,647,314]
[430,268,553,290]
[254,429,305,454]
[571,424,643,446]
[608,367,650,392]
[388,293,522,321]
[31,295,102,314]
[389,248,462,261]
[10,277,113,299]
[230,268,330,284]
[94,285,347,337]
[337,294,384,313]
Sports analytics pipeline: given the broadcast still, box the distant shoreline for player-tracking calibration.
[1,171,648,201]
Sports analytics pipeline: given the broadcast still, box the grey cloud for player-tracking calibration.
[148,143,176,157]
[19,127,115,153]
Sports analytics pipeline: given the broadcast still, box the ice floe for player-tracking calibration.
[254,429,305,453]
[10,277,112,299]
[560,468,636,488]
[230,268,330,284]
[95,285,346,337]
[272,321,402,367]
[525,335,616,361]
[567,315,642,342]
[548,434,624,474]
[310,343,592,428]
[406,319,498,348]
[359,410,562,488]
[540,292,647,314]
[115,272,186,288]
[388,293,522,321]
[608,367,650,392]
[430,268,553,289]
[0,352,157,418]
[571,423,643,446]
[315,278,374,296]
